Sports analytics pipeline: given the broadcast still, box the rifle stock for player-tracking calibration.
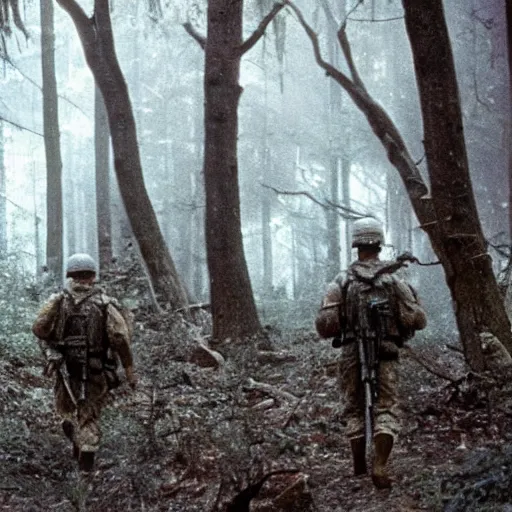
[358,336,374,455]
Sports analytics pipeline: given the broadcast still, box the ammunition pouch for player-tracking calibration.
[380,340,400,361]
[103,358,121,390]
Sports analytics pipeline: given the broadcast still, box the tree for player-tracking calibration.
[41,0,63,279]
[402,0,512,369]
[185,2,285,339]
[286,0,512,369]
[56,0,188,310]
[95,85,112,272]
[506,0,512,240]
[0,121,6,255]
[0,0,28,39]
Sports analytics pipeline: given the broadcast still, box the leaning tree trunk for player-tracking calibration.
[95,85,112,273]
[56,0,188,310]
[41,0,63,280]
[402,0,512,368]
[287,0,512,368]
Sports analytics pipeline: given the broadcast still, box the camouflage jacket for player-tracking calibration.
[32,280,134,372]
[316,257,426,340]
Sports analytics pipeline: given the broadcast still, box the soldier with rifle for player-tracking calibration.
[315,218,427,489]
[33,253,137,472]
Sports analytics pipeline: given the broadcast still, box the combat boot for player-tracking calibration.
[62,420,79,459]
[350,437,367,475]
[372,433,394,489]
[79,451,95,472]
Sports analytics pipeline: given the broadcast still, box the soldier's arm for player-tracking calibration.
[106,304,136,385]
[315,278,344,339]
[32,293,63,341]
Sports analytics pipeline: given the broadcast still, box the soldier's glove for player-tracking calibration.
[125,366,138,390]
[397,251,417,264]
[43,349,63,377]
[380,341,400,361]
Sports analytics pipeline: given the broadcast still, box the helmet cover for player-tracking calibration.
[351,217,385,247]
[65,253,97,276]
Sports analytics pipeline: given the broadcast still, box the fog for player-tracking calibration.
[0,0,509,334]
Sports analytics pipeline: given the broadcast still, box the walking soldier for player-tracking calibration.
[316,218,427,488]
[33,253,137,472]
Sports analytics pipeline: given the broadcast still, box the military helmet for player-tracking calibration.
[351,217,385,247]
[65,253,97,277]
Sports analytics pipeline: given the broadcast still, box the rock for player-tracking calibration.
[257,350,298,365]
[189,343,225,369]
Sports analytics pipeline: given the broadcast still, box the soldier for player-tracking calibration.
[316,218,426,489]
[32,253,137,472]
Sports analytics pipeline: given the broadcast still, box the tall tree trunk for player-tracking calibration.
[95,85,112,272]
[324,0,342,280]
[186,2,284,337]
[340,153,351,267]
[192,85,205,301]
[203,0,261,338]
[56,0,188,310]
[0,121,6,256]
[261,49,273,297]
[402,0,512,368]
[41,0,63,279]
[506,0,512,241]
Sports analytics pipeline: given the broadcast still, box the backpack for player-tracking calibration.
[55,290,121,389]
[343,265,426,342]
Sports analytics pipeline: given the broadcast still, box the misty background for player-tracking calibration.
[0,0,508,335]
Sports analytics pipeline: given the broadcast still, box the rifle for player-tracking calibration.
[358,298,391,456]
[56,363,79,408]
[39,342,79,408]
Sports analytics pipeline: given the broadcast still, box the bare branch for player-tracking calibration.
[6,58,89,118]
[318,0,366,90]
[183,21,205,50]
[337,24,366,90]
[347,16,404,23]
[284,0,431,205]
[240,2,286,55]
[262,183,366,219]
[344,0,364,24]
[55,0,90,33]
[404,345,463,383]
[0,114,43,137]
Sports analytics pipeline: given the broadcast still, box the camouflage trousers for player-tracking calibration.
[338,341,400,441]
[54,372,109,452]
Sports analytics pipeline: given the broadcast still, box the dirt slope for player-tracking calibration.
[1,314,511,512]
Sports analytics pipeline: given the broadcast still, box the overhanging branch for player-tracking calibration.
[262,183,366,219]
[183,21,205,50]
[284,0,430,205]
[0,115,43,137]
[239,2,286,55]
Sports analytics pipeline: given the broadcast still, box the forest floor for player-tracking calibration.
[1,285,512,511]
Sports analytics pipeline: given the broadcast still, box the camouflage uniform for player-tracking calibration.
[336,259,406,442]
[33,279,134,457]
[315,217,426,488]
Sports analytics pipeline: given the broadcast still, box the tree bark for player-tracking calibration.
[203,0,261,338]
[56,0,188,310]
[0,121,6,255]
[187,1,285,338]
[41,0,63,280]
[506,0,512,241]
[402,0,512,367]
[95,85,112,273]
